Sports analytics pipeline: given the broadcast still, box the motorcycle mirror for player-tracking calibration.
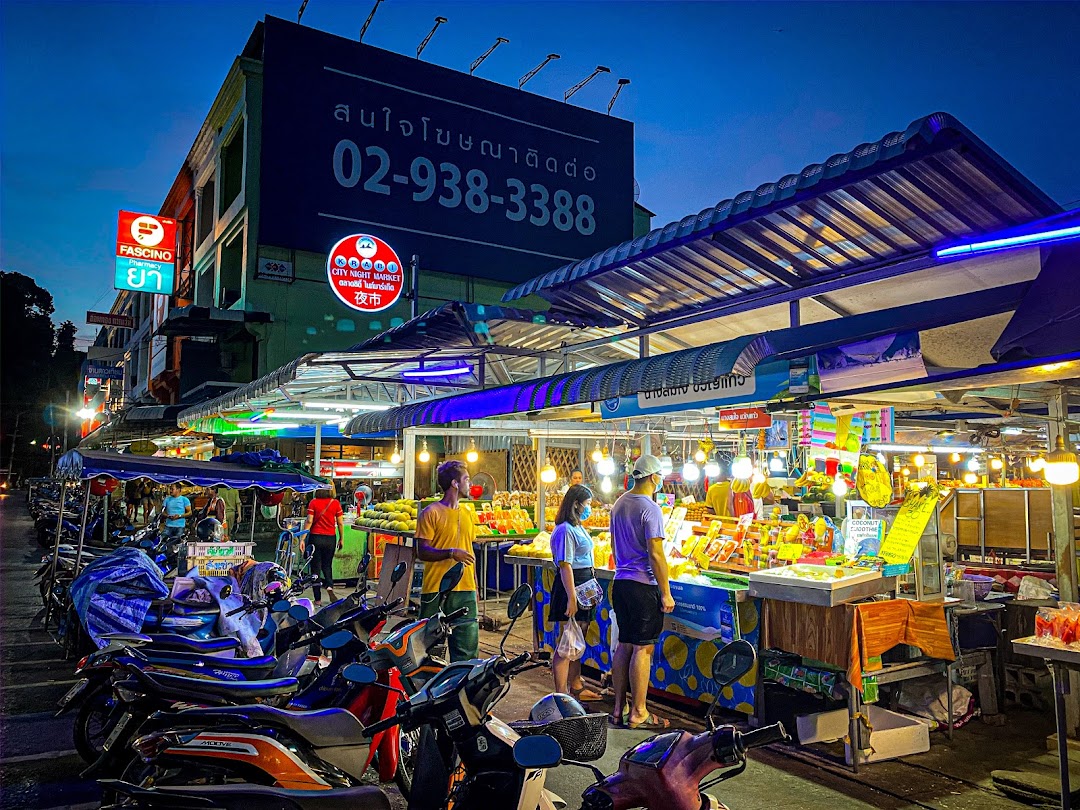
[390,560,409,585]
[506,583,532,621]
[341,663,378,686]
[219,584,233,599]
[711,639,756,687]
[438,562,464,594]
[288,605,311,622]
[321,629,353,651]
[358,552,372,576]
[271,599,293,613]
[513,734,563,770]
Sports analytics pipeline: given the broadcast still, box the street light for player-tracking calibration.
[76,407,96,420]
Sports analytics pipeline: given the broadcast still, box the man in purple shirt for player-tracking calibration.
[609,454,675,729]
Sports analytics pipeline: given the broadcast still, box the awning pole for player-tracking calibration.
[314,423,323,481]
[71,485,93,580]
[403,429,417,500]
[250,498,257,544]
[1049,388,1077,603]
[44,480,71,628]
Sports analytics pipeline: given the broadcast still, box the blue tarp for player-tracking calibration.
[55,449,324,491]
[70,547,170,648]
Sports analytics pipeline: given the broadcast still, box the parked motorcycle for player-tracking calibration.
[540,639,790,810]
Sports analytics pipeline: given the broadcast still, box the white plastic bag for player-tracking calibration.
[557,619,586,661]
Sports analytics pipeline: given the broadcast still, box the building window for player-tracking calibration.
[219,233,243,309]
[197,176,216,244]
[196,264,215,307]
[219,125,244,216]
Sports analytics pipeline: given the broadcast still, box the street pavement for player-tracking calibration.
[0,491,1043,809]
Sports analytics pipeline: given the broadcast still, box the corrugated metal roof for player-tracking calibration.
[354,302,688,361]
[501,113,1059,325]
[346,281,1030,434]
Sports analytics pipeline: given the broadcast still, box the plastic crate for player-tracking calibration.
[185,542,255,576]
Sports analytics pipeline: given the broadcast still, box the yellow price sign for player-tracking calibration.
[879,488,940,564]
[777,543,804,561]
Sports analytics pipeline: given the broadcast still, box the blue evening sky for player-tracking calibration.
[2,0,1078,344]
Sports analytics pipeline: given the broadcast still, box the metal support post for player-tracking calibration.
[403,429,417,500]
[410,255,420,319]
[1049,389,1076,602]
[71,486,92,579]
[44,480,71,628]
[1052,662,1073,810]
[536,436,548,537]
[314,423,323,480]
[789,299,801,328]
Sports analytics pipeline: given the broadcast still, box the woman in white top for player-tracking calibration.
[548,484,601,701]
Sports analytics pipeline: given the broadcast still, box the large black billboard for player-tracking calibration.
[258,17,634,283]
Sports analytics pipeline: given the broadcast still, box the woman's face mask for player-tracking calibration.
[579,503,592,522]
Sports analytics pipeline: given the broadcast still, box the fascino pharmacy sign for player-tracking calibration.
[113,211,177,295]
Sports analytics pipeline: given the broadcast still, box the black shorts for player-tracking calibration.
[610,578,663,646]
[549,566,596,624]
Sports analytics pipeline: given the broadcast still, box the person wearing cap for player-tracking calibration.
[608,453,674,730]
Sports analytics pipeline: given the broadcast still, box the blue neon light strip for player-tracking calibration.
[401,365,472,379]
[935,225,1080,258]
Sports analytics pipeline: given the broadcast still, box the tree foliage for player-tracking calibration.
[1,272,86,475]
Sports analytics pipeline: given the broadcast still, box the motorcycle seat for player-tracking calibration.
[142,634,240,654]
[138,670,299,701]
[139,650,276,671]
[103,782,391,810]
[177,704,366,748]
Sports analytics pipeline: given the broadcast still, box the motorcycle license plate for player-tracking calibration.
[58,679,89,709]
[103,712,132,752]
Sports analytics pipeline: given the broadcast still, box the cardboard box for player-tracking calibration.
[845,705,930,764]
[796,705,930,764]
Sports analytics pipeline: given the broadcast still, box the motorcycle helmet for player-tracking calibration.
[528,693,588,725]
[195,517,224,542]
[257,489,285,507]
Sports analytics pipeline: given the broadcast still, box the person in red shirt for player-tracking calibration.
[302,487,344,605]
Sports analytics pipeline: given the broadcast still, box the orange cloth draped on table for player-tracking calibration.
[762,599,955,692]
[849,600,955,688]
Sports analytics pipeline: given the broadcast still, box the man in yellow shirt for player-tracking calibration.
[415,460,478,661]
[706,478,732,518]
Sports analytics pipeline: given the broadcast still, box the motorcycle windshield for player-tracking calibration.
[623,731,681,768]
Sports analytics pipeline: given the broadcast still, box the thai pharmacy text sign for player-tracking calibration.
[114,211,177,295]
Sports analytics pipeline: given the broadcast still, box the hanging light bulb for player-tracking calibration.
[596,451,616,477]
[831,474,849,497]
[694,447,707,464]
[769,454,785,472]
[417,440,431,464]
[990,457,1004,471]
[751,471,766,486]
[466,439,479,464]
[963,472,978,485]
[966,457,980,472]
[600,476,613,494]
[1028,456,1046,472]
[901,467,911,477]
[912,454,925,469]
[539,457,558,484]
[950,452,961,464]
[731,455,753,479]
[390,447,402,465]
[682,461,700,482]
[1045,435,1080,486]
[703,456,721,478]
[591,441,604,464]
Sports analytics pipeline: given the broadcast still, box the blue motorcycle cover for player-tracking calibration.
[70,547,170,648]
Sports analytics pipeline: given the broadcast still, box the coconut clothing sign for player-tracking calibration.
[327,234,405,312]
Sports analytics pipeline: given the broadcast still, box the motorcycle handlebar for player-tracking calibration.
[362,714,401,738]
[741,723,789,750]
[443,606,469,622]
[495,651,531,677]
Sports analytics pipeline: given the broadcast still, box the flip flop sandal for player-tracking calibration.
[627,713,671,730]
[608,710,628,727]
[573,687,604,702]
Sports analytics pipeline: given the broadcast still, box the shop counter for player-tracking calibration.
[508,556,761,714]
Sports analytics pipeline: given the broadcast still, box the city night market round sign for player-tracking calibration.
[326,233,404,312]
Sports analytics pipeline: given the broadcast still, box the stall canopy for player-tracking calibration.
[55,450,325,491]
[346,282,1031,434]
[176,304,690,431]
[500,113,1059,332]
[992,230,1080,362]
